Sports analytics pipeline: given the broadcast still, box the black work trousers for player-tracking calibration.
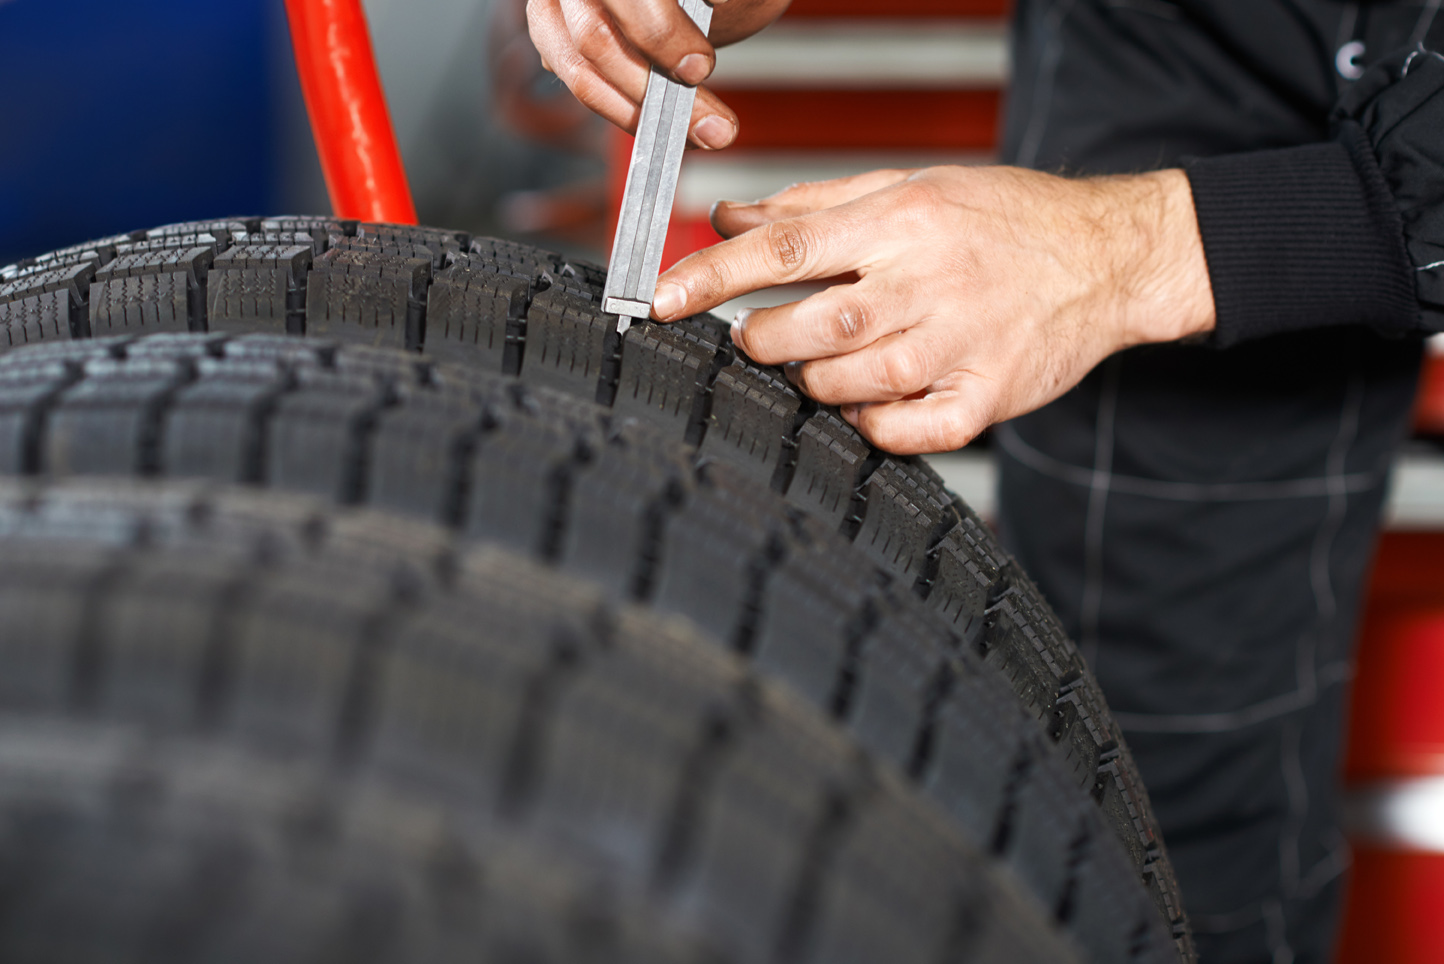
[998,2,1444,959]
[996,330,1420,963]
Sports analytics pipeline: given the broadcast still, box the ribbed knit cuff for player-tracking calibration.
[1184,125,1418,348]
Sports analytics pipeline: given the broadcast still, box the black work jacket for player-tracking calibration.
[1002,0,1444,348]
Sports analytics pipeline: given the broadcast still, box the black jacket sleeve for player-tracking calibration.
[1183,47,1444,348]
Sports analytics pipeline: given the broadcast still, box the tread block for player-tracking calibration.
[0,360,78,472]
[115,232,225,258]
[978,592,1066,723]
[368,389,481,523]
[1068,808,1173,964]
[1006,754,1089,918]
[788,410,872,528]
[424,258,527,371]
[651,486,773,643]
[0,261,94,348]
[676,726,846,962]
[229,559,390,752]
[354,222,463,265]
[260,216,352,239]
[925,670,1032,846]
[95,552,242,725]
[853,460,954,581]
[305,247,431,351]
[4,235,127,279]
[89,247,212,338]
[207,243,313,335]
[461,418,578,554]
[928,514,1002,642]
[0,549,111,708]
[749,546,860,709]
[699,363,800,483]
[532,642,714,872]
[559,440,686,601]
[613,320,719,439]
[45,356,187,475]
[520,288,610,398]
[847,598,950,766]
[266,371,385,500]
[371,593,571,800]
[162,359,290,483]
[467,237,560,279]
[145,218,254,241]
[232,229,322,254]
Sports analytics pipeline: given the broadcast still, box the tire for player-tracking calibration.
[0,478,1078,964]
[0,219,1191,959]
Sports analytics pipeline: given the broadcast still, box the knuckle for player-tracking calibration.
[890,179,942,222]
[829,297,873,346]
[764,221,811,275]
[878,345,927,395]
[626,10,675,53]
[575,14,619,59]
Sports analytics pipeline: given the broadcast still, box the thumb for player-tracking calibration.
[710,168,916,239]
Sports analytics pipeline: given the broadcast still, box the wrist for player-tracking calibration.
[1111,169,1216,347]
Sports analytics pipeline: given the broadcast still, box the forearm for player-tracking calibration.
[710,0,791,46]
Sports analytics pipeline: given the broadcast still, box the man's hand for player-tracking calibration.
[526,0,790,150]
[650,165,1216,454]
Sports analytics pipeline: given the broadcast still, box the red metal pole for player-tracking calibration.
[285,0,418,224]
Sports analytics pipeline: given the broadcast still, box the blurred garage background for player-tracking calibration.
[3,0,1444,958]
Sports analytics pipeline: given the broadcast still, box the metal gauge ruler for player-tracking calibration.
[603,0,715,333]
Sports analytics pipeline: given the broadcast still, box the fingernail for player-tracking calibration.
[840,403,863,425]
[652,283,686,319]
[732,306,752,335]
[783,360,803,384]
[676,53,712,86]
[692,114,736,150]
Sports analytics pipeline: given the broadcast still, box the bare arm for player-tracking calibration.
[527,0,791,150]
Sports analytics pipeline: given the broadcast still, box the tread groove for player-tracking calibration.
[71,545,145,712]
[17,360,86,475]
[906,662,956,782]
[538,434,593,563]
[827,595,878,722]
[838,452,886,543]
[771,763,872,963]
[629,476,686,603]
[1054,817,1091,924]
[594,324,624,408]
[498,629,587,819]
[990,741,1034,857]
[649,681,758,894]
[193,563,260,732]
[683,340,735,448]
[338,379,400,506]
[730,528,788,658]
[770,396,817,495]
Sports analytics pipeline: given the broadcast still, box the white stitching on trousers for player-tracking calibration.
[1015,0,1077,168]
[994,422,1385,502]
[1080,357,1122,667]
[1111,661,1352,733]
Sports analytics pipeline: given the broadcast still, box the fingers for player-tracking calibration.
[654,202,886,319]
[711,169,915,238]
[841,374,994,455]
[730,278,917,365]
[785,323,961,406]
[600,0,717,85]
[529,0,641,131]
[535,0,738,147]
